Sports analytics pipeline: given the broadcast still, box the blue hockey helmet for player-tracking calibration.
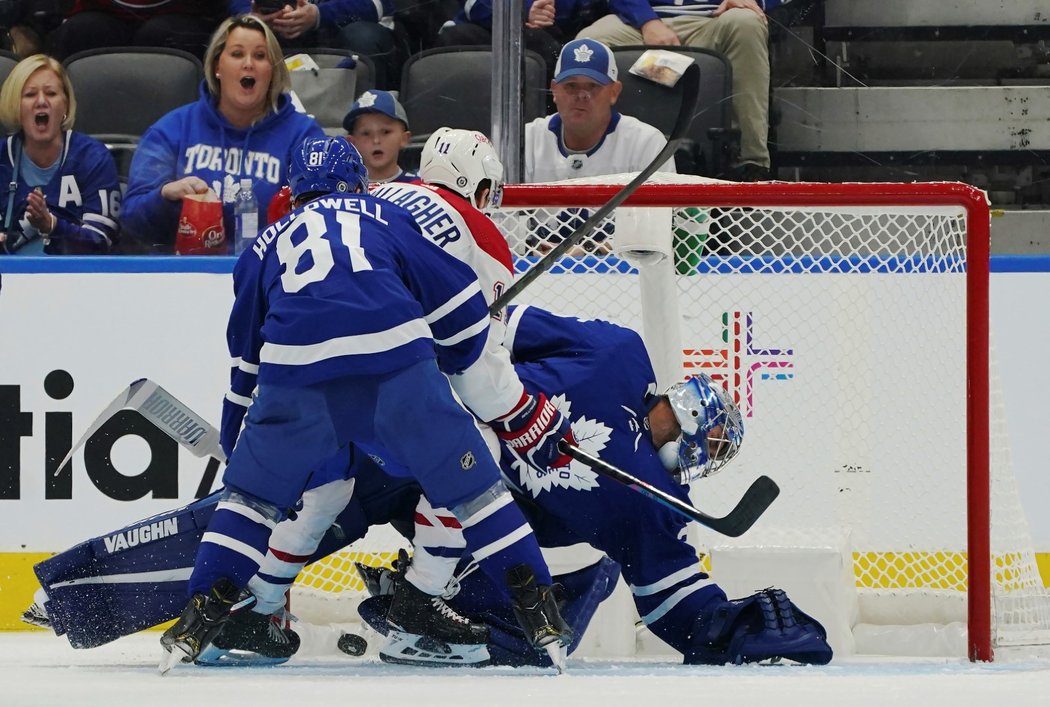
[661,374,744,483]
[289,136,369,201]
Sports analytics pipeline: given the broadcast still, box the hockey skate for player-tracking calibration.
[506,564,573,673]
[195,608,301,666]
[353,548,410,598]
[159,578,255,674]
[374,566,491,667]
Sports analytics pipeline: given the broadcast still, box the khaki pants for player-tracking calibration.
[578,10,770,168]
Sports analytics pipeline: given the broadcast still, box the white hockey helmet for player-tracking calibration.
[419,127,504,209]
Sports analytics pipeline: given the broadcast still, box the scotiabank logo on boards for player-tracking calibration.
[683,311,794,417]
[0,370,216,501]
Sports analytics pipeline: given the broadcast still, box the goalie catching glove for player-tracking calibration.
[493,391,575,471]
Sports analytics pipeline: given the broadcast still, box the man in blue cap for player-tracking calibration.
[524,38,675,254]
[525,38,675,184]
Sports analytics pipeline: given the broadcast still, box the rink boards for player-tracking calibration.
[1,256,1049,629]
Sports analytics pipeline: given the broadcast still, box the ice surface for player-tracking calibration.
[5,633,1050,707]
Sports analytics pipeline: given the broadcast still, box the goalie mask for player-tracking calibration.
[419,127,504,209]
[660,374,744,483]
[289,136,369,201]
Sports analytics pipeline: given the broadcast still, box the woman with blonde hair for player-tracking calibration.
[121,15,323,253]
[0,54,121,254]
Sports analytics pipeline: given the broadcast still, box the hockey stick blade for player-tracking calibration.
[58,379,226,487]
[490,62,701,315]
[123,378,226,463]
[559,442,779,538]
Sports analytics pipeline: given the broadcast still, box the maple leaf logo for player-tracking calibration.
[513,394,606,497]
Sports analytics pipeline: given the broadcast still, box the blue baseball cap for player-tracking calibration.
[554,39,618,85]
[342,90,410,133]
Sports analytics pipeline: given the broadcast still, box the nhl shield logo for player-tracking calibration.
[460,451,476,470]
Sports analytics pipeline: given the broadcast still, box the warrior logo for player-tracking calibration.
[512,395,604,497]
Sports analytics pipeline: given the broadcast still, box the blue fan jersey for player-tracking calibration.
[221,191,492,457]
[121,86,323,251]
[0,131,120,254]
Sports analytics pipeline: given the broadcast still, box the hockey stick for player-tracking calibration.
[490,61,702,314]
[58,378,226,497]
[559,441,779,538]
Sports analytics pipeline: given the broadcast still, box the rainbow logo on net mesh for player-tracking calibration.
[682,311,794,418]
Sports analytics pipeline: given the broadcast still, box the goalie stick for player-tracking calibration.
[57,378,225,498]
[490,61,702,315]
[559,441,778,538]
[57,373,225,495]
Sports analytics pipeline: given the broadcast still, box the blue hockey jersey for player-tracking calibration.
[0,131,120,254]
[121,85,323,252]
[220,192,492,457]
[501,305,725,652]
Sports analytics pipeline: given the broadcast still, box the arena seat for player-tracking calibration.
[63,47,203,177]
[398,46,548,164]
[0,49,18,88]
[610,46,737,177]
[287,49,375,135]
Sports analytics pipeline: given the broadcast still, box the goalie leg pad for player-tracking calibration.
[33,492,218,648]
[684,588,833,666]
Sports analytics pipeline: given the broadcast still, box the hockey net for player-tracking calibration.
[293,173,1050,661]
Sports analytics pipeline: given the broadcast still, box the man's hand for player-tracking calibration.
[713,0,768,24]
[640,18,680,46]
[161,177,210,202]
[272,0,320,40]
[494,392,576,472]
[527,0,556,29]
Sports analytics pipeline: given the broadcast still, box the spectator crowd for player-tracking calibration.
[0,0,786,255]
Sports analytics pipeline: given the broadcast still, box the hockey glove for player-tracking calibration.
[493,392,575,471]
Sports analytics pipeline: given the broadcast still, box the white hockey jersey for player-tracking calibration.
[369,181,513,313]
[524,111,676,183]
[369,180,521,422]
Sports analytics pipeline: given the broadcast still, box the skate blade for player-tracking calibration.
[380,630,490,667]
[544,642,567,674]
[194,644,291,667]
[158,642,192,675]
